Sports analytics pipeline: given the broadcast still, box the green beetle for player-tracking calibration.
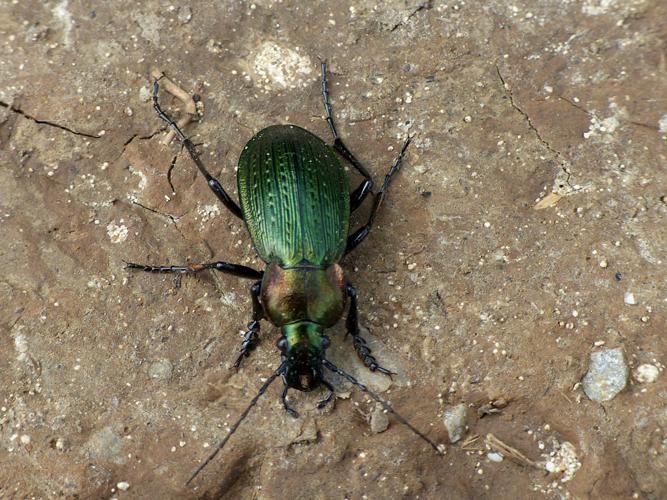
[128,63,440,483]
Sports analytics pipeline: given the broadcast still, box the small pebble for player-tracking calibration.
[178,6,192,23]
[55,437,68,451]
[369,406,389,433]
[634,364,659,384]
[487,452,504,462]
[148,359,173,380]
[139,86,152,102]
[582,348,628,402]
[443,403,467,443]
[117,481,130,491]
[624,292,637,305]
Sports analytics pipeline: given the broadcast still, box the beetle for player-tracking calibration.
[127,62,441,484]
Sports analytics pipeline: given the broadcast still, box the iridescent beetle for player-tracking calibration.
[127,63,441,484]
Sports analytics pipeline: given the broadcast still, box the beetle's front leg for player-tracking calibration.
[234,281,264,369]
[345,284,395,377]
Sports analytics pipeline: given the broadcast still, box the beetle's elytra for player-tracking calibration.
[127,62,441,484]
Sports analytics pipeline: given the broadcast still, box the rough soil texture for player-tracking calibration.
[1,1,666,498]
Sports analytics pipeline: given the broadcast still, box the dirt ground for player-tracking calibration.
[1,0,666,498]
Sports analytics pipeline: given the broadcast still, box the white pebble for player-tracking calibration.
[634,364,659,384]
[117,481,130,491]
[487,452,504,462]
[624,292,636,305]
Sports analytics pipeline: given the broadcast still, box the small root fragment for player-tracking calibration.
[485,433,540,468]
[460,434,482,452]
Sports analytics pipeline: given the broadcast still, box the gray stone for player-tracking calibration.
[83,426,125,464]
[369,406,389,433]
[443,403,467,443]
[582,348,628,402]
[148,358,173,380]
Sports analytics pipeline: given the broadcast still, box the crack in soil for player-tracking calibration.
[495,66,561,159]
[166,154,179,194]
[131,200,188,241]
[495,66,577,191]
[558,95,591,116]
[0,100,101,139]
[559,96,661,132]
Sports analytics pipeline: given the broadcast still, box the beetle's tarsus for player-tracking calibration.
[281,386,299,418]
[344,284,394,377]
[152,78,245,219]
[317,380,335,409]
[345,134,412,254]
[234,281,264,369]
[125,260,262,279]
[234,320,260,370]
[320,61,374,212]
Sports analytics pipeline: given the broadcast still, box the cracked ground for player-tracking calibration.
[1,1,667,498]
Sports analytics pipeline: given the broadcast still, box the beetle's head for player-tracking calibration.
[278,322,329,392]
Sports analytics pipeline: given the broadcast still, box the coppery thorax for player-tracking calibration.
[260,263,347,327]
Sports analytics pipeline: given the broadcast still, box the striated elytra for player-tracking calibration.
[127,62,442,485]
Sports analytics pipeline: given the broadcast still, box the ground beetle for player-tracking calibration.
[127,62,441,484]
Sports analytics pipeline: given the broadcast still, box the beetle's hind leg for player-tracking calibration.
[152,78,244,220]
[345,136,411,255]
[234,281,264,369]
[345,284,395,377]
[320,61,373,212]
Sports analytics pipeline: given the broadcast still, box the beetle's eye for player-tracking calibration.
[276,338,287,352]
[321,336,330,349]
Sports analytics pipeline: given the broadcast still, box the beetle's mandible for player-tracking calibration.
[127,62,441,484]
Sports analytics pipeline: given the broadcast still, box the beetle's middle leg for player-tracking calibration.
[234,281,264,369]
[126,260,262,279]
[320,61,373,212]
[152,79,244,220]
[345,284,394,377]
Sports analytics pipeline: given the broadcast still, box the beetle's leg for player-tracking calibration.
[152,80,244,219]
[320,61,373,212]
[281,385,299,418]
[234,281,263,369]
[126,260,262,280]
[345,136,411,254]
[317,380,335,409]
[345,284,395,377]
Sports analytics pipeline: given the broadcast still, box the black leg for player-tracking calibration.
[126,260,262,280]
[152,80,244,219]
[345,284,394,377]
[320,61,373,212]
[317,380,335,409]
[234,281,263,369]
[281,385,299,418]
[345,136,411,254]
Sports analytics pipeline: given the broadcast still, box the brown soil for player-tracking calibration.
[1,1,666,498]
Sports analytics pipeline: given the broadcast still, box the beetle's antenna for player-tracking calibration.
[186,362,286,486]
[322,359,443,455]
